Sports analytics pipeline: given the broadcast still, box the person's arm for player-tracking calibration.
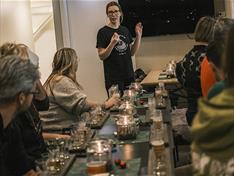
[86,94,120,110]
[86,100,99,108]
[24,170,40,176]
[98,32,119,60]
[51,77,91,115]
[130,22,143,56]
[33,95,49,111]
[103,95,120,109]
[31,80,49,111]
[34,80,47,101]
[43,132,70,139]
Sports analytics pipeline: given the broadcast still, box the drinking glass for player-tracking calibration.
[155,87,164,107]
[35,158,47,175]
[151,140,167,176]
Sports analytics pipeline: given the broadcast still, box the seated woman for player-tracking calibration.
[191,24,234,175]
[41,48,119,131]
[175,16,215,125]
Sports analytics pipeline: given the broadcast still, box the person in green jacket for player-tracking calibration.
[191,24,234,176]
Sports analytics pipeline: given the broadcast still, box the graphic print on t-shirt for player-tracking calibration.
[115,35,128,55]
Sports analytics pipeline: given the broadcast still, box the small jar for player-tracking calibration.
[123,89,136,103]
[119,100,136,115]
[116,115,137,140]
[86,138,112,175]
[108,85,119,97]
[129,82,143,93]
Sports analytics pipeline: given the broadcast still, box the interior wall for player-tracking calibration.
[0,0,33,48]
[34,20,56,83]
[2,1,232,102]
[225,0,234,18]
[135,34,195,73]
[64,0,195,102]
[57,0,233,102]
[232,0,234,18]
[30,0,56,83]
[0,0,56,84]
[65,0,112,102]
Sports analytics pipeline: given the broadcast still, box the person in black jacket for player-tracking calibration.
[0,43,70,163]
[14,90,49,161]
[0,55,40,175]
[175,16,215,125]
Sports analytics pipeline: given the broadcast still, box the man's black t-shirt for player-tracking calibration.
[0,114,7,176]
[14,97,48,161]
[5,123,35,175]
[0,116,35,176]
[96,25,134,82]
[0,113,35,176]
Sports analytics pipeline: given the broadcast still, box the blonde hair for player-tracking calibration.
[44,48,82,90]
[0,42,28,60]
[194,16,215,43]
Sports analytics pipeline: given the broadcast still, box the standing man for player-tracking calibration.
[96,1,143,95]
[0,55,40,175]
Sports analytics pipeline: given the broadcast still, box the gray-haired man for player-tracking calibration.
[0,55,40,176]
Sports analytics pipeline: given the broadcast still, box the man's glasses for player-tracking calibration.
[108,10,119,15]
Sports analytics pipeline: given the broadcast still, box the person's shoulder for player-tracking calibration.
[183,45,206,61]
[4,120,22,138]
[57,76,75,85]
[211,81,225,90]
[53,75,66,82]
[205,87,234,109]
[98,26,109,33]
[50,76,74,88]
[119,25,129,31]
[192,45,207,53]
[207,82,225,100]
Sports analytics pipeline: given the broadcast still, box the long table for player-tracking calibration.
[141,70,178,86]
[66,117,150,175]
[141,70,187,108]
[66,97,175,175]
